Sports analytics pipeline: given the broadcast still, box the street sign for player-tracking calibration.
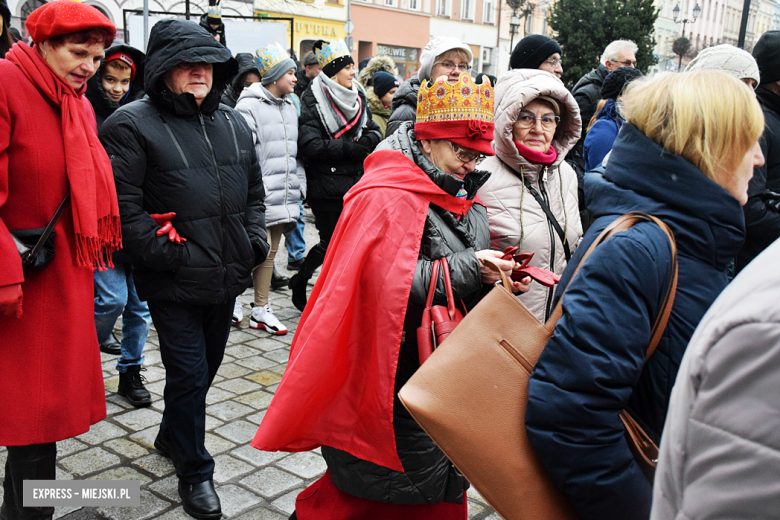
[343,20,354,34]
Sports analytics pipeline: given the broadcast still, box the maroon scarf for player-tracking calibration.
[6,42,121,269]
[515,141,558,165]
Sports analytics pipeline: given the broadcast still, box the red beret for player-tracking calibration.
[26,0,116,45]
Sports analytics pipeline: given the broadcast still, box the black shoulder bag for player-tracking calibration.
[11,192,71,271]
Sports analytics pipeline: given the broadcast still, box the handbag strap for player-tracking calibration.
[424,259,441,312]
[522,178,571,262]
[25,192,71,263]
[439,257,458,320]
[547,212,678,360]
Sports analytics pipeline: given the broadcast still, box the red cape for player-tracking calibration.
[252,149,474,471]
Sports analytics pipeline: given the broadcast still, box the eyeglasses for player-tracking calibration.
[544,57,562,67]
[515,112,560,130]
[611,59,637,67]
[434,61,472,73]
[449,142,484,163]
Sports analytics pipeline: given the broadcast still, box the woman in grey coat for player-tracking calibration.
[236,43,306,335]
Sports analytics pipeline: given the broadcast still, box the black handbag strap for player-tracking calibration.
[26,192,71,262]
[522,178,571,262]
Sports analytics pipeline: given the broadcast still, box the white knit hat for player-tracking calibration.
[417,36,473,82]
[685,44,760,87]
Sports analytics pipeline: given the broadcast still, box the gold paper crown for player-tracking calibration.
[255,43,289,76]
[314,40,351,69]
[416,73,494,124]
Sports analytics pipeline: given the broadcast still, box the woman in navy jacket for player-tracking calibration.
[525,71,766,520]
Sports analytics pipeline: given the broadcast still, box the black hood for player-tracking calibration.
[230,52,260,93]
[144,19,237,115]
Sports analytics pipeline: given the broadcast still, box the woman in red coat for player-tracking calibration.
[0,2,120,518]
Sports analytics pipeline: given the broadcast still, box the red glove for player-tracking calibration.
[500,247,561,288]
[149,212,187,244]
[0,284,23,319]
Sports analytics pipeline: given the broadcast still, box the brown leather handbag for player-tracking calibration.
[417,257,467,364]
[399,212,678,520]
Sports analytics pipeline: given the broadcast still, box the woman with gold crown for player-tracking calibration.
[289,39,382,312]
[251,72,529,519]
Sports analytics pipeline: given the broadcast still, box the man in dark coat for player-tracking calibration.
[100,19,268,519]
[738,31,780,271]
[293,50,320,98]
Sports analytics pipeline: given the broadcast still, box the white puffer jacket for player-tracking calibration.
[478,69,583,322]
[236,83,306,228]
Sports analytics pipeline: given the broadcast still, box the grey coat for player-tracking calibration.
[236,83,306,228]
[651,238,780,519]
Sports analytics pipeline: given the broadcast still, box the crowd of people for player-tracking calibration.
[1,0,779,519]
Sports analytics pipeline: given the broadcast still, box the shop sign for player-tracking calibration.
[376,44,419,64]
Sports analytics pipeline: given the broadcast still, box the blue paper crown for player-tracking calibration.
[314,40,350,69]
[255,43,289,76]
[208,5,221,18]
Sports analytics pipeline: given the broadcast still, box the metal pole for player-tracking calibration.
[737,0,751,48]
[185,0,191,21]
[143,0,149,51]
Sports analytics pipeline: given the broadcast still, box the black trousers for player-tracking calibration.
[147,299,234,484]
[1,443,56,520]
[308,201,343,249]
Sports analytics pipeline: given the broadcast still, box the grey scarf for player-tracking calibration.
[311,73,368,140]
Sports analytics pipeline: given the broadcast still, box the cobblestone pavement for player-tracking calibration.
[0,210,499,520]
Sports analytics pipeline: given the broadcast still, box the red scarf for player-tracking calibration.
[515,141,558,165]
[6,42,121,269]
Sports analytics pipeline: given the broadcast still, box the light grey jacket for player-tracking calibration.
[478,69,583,322]
[236,83,306,228]
[651,238,780,519]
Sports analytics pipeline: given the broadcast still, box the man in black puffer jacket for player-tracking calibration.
[100,19,268,519]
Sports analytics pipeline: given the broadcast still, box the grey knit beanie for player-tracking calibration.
[686,44,760,87]
[261,57,296,85]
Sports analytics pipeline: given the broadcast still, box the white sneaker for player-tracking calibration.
[232,299,244,324]
[250,304,288,335]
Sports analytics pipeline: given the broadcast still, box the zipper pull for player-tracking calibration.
[225,113,230,121]
[542,167,548,183]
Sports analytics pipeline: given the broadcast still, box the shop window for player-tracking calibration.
[377,44,420,79]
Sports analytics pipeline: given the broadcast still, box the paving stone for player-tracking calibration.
[76,421,129,445]
[105,394,131,409]
[215,484,264,517]
[217,363,253,379]
[271,488,301,515]
[468,500,487,518]
[130,426,159,450]
[225,344,261,359]
[276,452,327,479]
[104,376,119,393]
[202,432,236,456]
[145,380,167,397]
[59,447,121,477]
[240,467,302,499]
[55,467,74,481]
[105,402,125,415]
[103,438,149,459]
[232,507,287,520]
[147,474,180,502]
[206,387,236,405]
[214,420,258,444]
[235,355,277,371]
[53,505,83,519]
[244,337,288,352]
[151,507,191,520]
[207,401,254,421]
[272,334,294,346]
[144,350,163,366]
[244,410,267,426]
[132,453,175,478]
[205,415,225,431]
[262,349,290,364]
[151,399,166,413]
[229,330,259,344]
[143,365,167,383]
[91,466,152,484]
[113,408,164,432]
[244,371,282,387]
[268,365,287,376]
[57,438,89,457]
[266,384,279,394]
[212,455,255,484]
[97,490,169,520]
[234,391,274,410]
[215,378,263,395]
[273,307,299,320]
[231,445,285,467]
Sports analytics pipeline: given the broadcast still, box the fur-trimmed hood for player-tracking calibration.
[367,86,390,118]
[358,56,397,87]
[493,69,581,181]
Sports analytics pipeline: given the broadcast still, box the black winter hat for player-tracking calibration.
[373,71,399,99]
[753,30,780,85]
[1,0,10,24]
[510,35,562,70]
[600,67,643,100]
[313,39,354,77]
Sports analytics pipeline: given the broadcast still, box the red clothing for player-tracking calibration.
[295,471,468,520]
[253,149,474,471]
[0,59,106,445]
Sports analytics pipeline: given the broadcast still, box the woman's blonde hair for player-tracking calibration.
[621,70,764,181]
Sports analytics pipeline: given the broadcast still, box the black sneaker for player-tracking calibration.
[286,258,305,271]
[99,333,121,355]
[117,366,152,408]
